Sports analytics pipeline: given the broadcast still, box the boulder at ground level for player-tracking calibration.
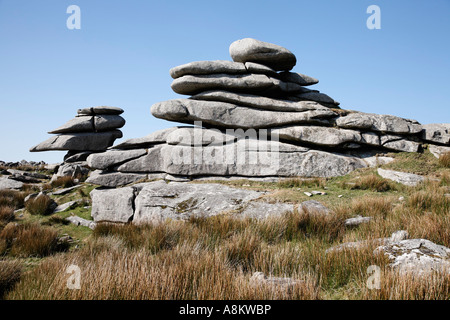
[377,168,424,186]
[90,187,137,223]
[0,177,24,190]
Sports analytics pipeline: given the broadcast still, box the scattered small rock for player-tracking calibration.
[53,200,80,213]
[344,215,372,227]
[250,272,302,289]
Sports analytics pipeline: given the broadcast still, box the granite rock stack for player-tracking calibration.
[29,39,449,187]
[30,106,125,178]
[81,38,450,188]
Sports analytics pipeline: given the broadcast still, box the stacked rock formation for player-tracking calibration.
[30,106,125,178]
[74,39,448,187]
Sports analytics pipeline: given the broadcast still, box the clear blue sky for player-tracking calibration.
[0,0,449,163]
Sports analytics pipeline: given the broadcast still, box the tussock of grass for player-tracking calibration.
[439,152,450,168]
[406,190,449,213]
[345,196,393,219]
[341,174,394,192]
[0,260,22,298]
[0,206,15,223]
[25,194,54,215]
[277,177,326,189]
[0,223,68,257]
[0,190,29,209]
[51,176,76,189]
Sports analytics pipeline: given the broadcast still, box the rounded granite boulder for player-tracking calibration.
[229,38,297,71]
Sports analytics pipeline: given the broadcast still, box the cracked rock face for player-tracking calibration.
[377,168,424,186]
[375,239,450,274]
[90,181,295,224]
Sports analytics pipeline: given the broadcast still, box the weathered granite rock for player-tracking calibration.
[0,177,23,190]
[375,239,450,274]
[66,215,97,229]
[289,92,339,106]
[133,181,291,224]
[191,90,330,112]
[429,144,450,159]
[166,127,237,146]
[345,216,372,227]
[50,185,81,196]
[160,142,367,178]
[64,151,97,163]
[6,170,49,180]
[336,112,422,134]
[380,135,421,153]
[250,272,302,288]
[111,127,181,150]
[54,162,89,179]
[271,126,362,147]
[8,174,41,184]
[244,62,278,76]
[48,116,94,134]
[326,231,408,254]
[77,106,124,116]
[115,145,164,173]
[86,149,148,170]
[278,71,319,86]
[229,38,297,71]
[151,99,336,129]
[85,171,149,187]
[30,131,123,152]
[171,73,306,96]
[377,168,424,186]
[171,142,359,177]
[54,200,79,213]
[421,123,450,145]
[94,115,126,131]
[90,186,138,223]
[169,60,247,79]
[391,230,409,242]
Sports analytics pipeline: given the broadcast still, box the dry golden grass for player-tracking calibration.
[0,206,15,223]
[7,236,320,300]
[439,152,450,168]
[278,177,326,189]
[341,174,394,192]
[0,189,29,209]
[51,176,76,189]
[362,270,450,300]
[25,194,54,215]
[0,223,68,258]
[0,260,22,298]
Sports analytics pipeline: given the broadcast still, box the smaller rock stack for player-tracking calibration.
[30,106,125,178]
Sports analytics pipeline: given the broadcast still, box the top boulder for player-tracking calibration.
[78,106,124,116]
[229,38,297,71]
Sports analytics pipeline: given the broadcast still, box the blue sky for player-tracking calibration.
[0,0,449,163]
